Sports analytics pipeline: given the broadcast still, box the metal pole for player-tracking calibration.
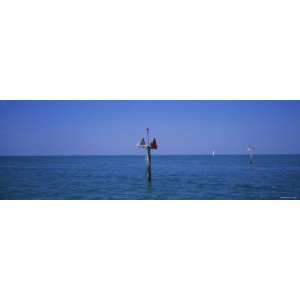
[146,145,152,182]
[145,128,152,182]
[137,128,155,182]
[146,128,150,144]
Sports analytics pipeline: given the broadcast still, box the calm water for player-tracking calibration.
[0,155,299,200]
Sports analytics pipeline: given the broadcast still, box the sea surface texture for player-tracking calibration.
[0,155,299,200]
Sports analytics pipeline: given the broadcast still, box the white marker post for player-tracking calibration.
[248,145,255,164]
[137,128,158,182]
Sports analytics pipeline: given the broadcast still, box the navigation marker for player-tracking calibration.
[137,128,158,182]
[248,145,255,164]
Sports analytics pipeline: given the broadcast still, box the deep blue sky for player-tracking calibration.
[0,100,299,155]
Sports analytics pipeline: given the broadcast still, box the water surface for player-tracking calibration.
[0,155,299,199]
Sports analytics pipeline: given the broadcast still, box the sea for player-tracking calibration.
[0,155,299,200]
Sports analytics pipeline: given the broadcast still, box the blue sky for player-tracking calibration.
[0,100,299,155]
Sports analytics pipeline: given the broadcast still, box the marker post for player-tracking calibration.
[248,145,255,164]
[137,128,157,182]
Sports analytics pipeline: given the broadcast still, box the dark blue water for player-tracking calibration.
[0,155,299,200]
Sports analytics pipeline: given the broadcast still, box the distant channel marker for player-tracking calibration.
[137,128,158,182]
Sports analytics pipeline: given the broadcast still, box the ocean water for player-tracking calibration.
[0,155,299,200]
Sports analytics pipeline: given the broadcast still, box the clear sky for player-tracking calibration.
[0,100,299,155]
